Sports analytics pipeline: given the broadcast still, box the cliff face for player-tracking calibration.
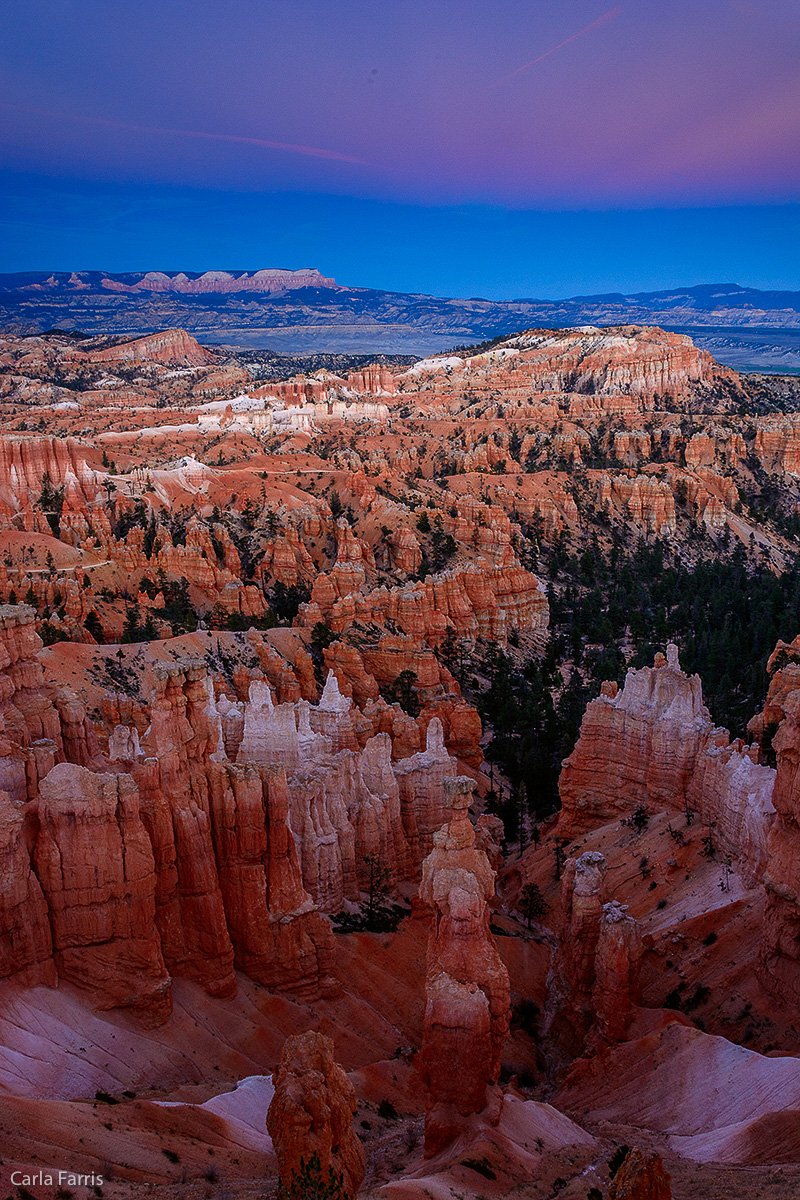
[207,760,336,997]
[0,640,462,1017]
[0,604,99,804]
[558,646,714,833]
[0,436,105,530]
[80,329,216,367]
[132,661,237,999]
[0,789,54,987]
[33,763,171,1021]
[305,561,549,648]
[558,645,775,884]
[505,326,733,401]
[401,326,734,409]
[417,776,510,1155]
[598,474,676,535]
[685,740,775,884]
[758,660,800,1005]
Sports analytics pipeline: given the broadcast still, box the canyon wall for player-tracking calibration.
[558,645,775,885]
[0,613,463,1020]
[753,643,800,1006]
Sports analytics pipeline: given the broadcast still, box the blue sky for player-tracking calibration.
[2,0,798,296]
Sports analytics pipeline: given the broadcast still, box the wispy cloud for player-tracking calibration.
[488,6,622,90]
[1,103,369,165]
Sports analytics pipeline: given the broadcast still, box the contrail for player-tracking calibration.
[489,6,622,89]
[1,103,368,165]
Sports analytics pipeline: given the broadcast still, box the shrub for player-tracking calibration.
[624,805,649,833]
[278,1151,346,1200]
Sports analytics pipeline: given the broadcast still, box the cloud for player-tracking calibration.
[0,103,369,165]
[488,6,622,90]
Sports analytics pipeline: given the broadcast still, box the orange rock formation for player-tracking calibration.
[266,1030,365,1199]
[418,776,510,1154]
[558,645,775,884]
[609,1149,672,1200]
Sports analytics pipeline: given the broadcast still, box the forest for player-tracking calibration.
[462,533,800,837]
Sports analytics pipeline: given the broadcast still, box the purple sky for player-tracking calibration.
[4,0,799,207]
[1,1,798,291]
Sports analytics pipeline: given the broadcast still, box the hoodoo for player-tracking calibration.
[267,1030,365,1199]
[418,776,510,1154]
[547,851,642,1051]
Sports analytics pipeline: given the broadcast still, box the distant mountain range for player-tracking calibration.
[1,272,799,372]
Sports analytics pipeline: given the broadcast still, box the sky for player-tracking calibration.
[1,0,798,297]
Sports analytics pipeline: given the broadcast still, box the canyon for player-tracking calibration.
[1,320,800,1199]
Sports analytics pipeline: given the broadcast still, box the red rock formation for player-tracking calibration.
[323,640,380,706]
[754,416,800,477]
[304,562,548,648]
[133,661,236,999]
[549,851,608,1045]
[259,528,316,588]
[418,776,510,1154]
[0,437,104,529]
[286,730,412,910]
[207,760,337,996]
[0,789,55,986]
[267,1030,365,1200]
[427,700,478,765]
[548,853,643,1053]
[613,430,652,466]
[52,684,100,767]
[389,525,422,574]
[592,900,642,1047]
[559,644,776,885]
[80,329,216,367]
[0,606,62,748]
[395,718,457,868]
[749,637,800,738]
[685,738,775,886]
[558,645,713,837]
[759,685,800,1007]
[502,326,733,401]
[346,363,397,395]
[609,1148,672,1200]
[475,812,505,875]
[33,763,171,1021]
[597,473,676,535]
[0,605,100,801]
